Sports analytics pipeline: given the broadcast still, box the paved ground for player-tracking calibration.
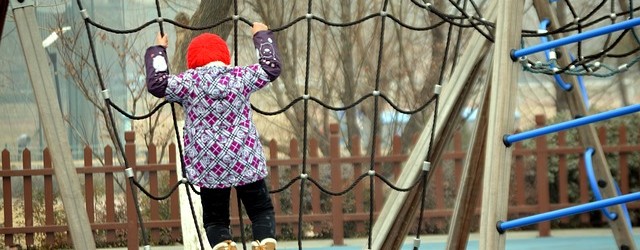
[102,228,640,249]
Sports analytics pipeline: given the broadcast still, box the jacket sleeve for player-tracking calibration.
[144,45,170,98]
[253,30,281,81]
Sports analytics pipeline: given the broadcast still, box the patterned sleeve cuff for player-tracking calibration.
[145,46,170,98]
[253,30,281,81]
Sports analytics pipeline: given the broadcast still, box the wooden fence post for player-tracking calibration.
[329,124,344,245]
[268,140,282,235]
[2,149,12,247]
[84,147,95,227]
[453,133,463,193]
[557,131,570,224]
[125,131,140,249]
[619,127,629,194]
[391,136,402,180]
[104,146,117,243]
[578,156,590,224]
[535,115,550,236]
[44,149,55,245]
[22,149,34,246]
[373,137,383,213]
[309,138,322,236]
[351,136,365,234]
[290,139,300,224]
[514,143,525,209]
[148,143,160,242]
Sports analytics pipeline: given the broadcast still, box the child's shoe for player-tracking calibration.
[212,240,237,250]
[250,238,277,250]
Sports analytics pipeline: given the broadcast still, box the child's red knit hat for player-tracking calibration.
[186,33,230,69]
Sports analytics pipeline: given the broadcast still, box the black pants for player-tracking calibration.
[200,179,276,246]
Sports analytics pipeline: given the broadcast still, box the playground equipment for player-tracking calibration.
[9,0,640,249]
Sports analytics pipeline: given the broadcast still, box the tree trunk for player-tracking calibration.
[399,0,447,151]
[340,2,362,150]
[170,1,234,73]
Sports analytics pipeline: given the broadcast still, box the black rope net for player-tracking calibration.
[69,0,640,249]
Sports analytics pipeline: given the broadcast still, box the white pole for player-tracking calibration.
[175,120,213,249]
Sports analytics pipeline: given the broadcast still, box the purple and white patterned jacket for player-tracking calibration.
[144,31,281,189]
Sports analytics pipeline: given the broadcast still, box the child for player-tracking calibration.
[145,22,281,250]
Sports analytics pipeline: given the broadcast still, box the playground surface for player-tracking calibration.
[102,228,640,249]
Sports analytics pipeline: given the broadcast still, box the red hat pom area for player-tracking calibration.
[186,33,231,69]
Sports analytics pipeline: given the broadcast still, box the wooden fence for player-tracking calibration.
[2,116,640,248]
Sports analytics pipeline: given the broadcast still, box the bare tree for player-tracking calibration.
[54,18,124,161]
[51,12,175,173]
[247,1,450,156]
[391,0,449,151]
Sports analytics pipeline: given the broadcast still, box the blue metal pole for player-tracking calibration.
[512,17,640,59]
[496,191,640,233]
[584,147,618,220]
[503,103,640,146]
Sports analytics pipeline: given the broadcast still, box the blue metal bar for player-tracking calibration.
[540,19,572,91]
[496,191,640,233]
[503,103,640,146]
[615,182,632,229]
[576,65,589,110]
[584,147,618,220]
[512,17,640,59]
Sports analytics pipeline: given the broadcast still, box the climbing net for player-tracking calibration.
[518,1,640,78]
[70,0,640,249]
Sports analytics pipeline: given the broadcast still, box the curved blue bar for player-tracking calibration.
[512,17,640,59]
[552,75,572,91]
[540,19,572,91]
[615,182,632,229]
[504,104,640,145]
[584,147,618,220]
[497,191,640,232]
[539,19,550,34]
